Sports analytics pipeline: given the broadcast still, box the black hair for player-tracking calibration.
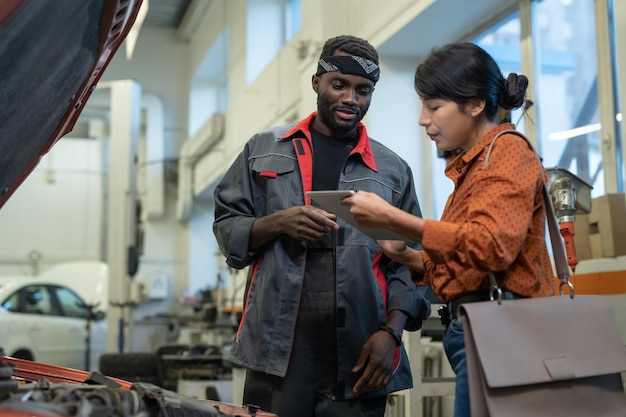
[319,35,379,64]
[414,42,528,121]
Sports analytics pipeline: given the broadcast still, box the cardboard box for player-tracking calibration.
[573,213,593,261]
[586,193,626,258]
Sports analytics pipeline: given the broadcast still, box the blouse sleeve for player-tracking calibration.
[422,134,542,278]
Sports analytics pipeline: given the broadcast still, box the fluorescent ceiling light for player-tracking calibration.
[548,123,601,141]
[126,0,149,60]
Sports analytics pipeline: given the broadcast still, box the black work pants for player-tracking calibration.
[242,248,387,417]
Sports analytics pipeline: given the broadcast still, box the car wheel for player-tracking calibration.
[11,349,34,361]
[99,352,160,385]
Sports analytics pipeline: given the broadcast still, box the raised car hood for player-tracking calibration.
[0,0,143,208]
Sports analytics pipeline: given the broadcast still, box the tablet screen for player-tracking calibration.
[307,190,408,241]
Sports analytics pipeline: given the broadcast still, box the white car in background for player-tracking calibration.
[37,261,109,311]
[0,262,108,371]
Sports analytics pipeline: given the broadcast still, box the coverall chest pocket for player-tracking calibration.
[250,154,298,211]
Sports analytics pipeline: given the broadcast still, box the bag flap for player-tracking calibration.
[459,295,626,388]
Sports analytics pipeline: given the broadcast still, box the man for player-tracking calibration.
[213,34,430,417]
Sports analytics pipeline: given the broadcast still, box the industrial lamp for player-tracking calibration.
[546,167,594,272]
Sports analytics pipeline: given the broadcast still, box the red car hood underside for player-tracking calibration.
[0,0,141,209]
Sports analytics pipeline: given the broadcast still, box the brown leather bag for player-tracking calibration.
[459,130,626,416]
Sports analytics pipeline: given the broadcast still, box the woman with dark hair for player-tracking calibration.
[342,42,555,417]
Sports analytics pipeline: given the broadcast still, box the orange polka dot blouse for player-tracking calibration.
[416,123,556,303]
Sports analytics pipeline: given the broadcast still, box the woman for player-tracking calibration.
[342,42,556,417]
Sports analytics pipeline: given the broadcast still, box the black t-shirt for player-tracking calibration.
[311,128,357,191]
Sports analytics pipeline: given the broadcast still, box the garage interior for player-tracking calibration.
[1,1,626,416]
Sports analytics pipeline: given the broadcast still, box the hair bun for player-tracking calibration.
[499,73,529,110]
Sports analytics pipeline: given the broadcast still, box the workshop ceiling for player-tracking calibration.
[144,0,192,28]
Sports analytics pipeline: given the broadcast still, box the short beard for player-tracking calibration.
[316,94,366,135]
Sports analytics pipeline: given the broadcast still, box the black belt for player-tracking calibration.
[438,291,525,327]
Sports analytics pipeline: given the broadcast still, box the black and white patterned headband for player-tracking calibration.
[316,55,380,83]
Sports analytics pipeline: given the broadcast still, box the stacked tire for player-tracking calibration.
[99,352,160,385]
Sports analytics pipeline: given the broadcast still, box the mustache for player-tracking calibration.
[333,105,359,115]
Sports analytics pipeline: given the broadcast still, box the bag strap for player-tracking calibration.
[484,129,574,300]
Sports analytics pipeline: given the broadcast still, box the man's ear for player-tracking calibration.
[312,74,320,93]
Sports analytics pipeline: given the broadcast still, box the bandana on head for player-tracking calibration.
[316,55,380,83]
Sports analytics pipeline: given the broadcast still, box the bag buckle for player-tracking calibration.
[488,272,503,304]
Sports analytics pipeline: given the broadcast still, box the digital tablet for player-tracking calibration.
[307,190,408,241]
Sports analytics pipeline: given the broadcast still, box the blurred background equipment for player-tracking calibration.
[546,167,593,272]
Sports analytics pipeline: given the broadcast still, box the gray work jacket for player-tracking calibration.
[213,112,431,399]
